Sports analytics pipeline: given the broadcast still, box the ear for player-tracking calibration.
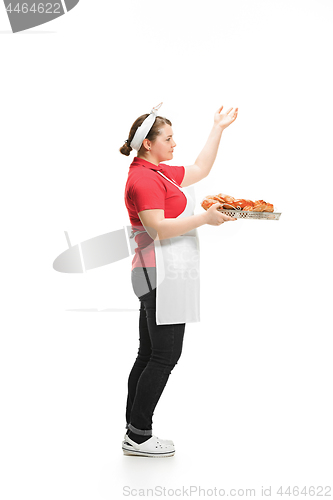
[142,138,151,150]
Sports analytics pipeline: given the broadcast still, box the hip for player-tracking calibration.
[131,266,156,299]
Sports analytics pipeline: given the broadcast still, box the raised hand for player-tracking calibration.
[214,105,238,130]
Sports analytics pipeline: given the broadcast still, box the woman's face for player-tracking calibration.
[144,124,177,163]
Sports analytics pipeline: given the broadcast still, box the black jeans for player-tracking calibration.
[126,267,185,432]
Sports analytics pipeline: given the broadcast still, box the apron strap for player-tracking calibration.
[156,170,183,191]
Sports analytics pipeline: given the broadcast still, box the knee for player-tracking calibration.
[171,345,183,367]
[136,351,151,366]
[151,345,183,370]
[165,353,182,374]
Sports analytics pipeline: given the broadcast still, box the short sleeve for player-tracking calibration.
[131,177,166,213]
[161,164,185,186]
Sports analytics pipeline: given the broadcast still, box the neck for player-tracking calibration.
[137,153,160,166]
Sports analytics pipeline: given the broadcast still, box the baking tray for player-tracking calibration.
[217,208,282,220]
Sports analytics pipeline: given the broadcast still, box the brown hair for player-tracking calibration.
[119,114,172,156]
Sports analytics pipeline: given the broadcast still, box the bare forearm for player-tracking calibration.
[157,212,207,240]
[195,124,223,178]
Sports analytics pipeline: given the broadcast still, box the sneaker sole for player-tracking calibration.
[122,445,175,458]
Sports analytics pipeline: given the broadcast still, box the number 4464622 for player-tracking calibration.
[6,3,61,14]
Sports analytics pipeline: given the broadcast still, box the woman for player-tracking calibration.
[121,102,238,457]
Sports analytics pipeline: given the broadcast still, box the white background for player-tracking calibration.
[1,0,333,498]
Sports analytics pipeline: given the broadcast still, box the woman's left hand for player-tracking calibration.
[214,105,238,130]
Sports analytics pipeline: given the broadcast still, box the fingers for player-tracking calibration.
[221,214,237,221]
[217,216,237,225]
[218,106,238,118]
[226,107,237,114]
[212,203,237,220]
[230,108,238,122]
[211,202,222,209]
[218,105,238,114]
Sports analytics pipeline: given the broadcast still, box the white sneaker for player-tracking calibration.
[123,433,174,445]
[155,436,174,445]
[122,434,175,457]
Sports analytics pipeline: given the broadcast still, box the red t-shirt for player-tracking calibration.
[124,156,186,269]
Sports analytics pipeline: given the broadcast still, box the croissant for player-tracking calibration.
[201,194,274,212]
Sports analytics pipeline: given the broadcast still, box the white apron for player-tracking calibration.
[153,171,200,325]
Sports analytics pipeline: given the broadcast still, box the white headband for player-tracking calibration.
[130,102,163,151]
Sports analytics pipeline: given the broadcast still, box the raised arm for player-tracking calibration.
[180,105,238,187]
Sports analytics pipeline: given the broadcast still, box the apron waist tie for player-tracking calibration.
[130,229,147,238]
